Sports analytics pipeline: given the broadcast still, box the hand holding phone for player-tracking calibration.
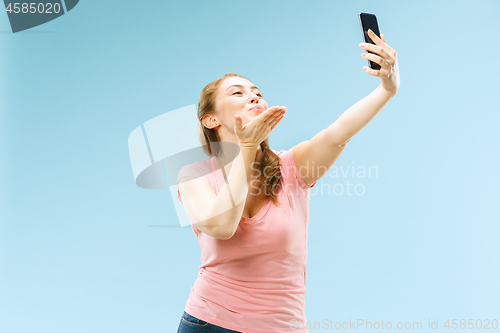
[358,12,382,70]
[357,12,400,95]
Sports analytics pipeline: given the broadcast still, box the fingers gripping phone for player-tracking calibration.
[359,12,381,70]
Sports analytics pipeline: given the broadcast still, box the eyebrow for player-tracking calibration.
[226,84,260,92]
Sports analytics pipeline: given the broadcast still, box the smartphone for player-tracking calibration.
[358,12,381,70]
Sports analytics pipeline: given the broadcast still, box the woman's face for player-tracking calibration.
[204,76,268,143]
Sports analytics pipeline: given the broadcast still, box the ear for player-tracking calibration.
[202,115,217,129]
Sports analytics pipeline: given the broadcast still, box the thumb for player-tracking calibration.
[234,114,241,128]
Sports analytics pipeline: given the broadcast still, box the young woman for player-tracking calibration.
[176,30,399,333]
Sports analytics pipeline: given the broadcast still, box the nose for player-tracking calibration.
[248,93,260,104]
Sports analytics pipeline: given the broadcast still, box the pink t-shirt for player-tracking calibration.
[176,148,317,333]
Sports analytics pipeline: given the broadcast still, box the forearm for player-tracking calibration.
[208,146,256,237]
[328,84,396,145]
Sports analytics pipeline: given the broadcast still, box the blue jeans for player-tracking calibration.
[177,311,242,333]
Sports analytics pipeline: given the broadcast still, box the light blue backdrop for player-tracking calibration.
[1,0,498,332]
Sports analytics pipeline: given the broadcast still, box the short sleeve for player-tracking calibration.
[275,148,317,191]
[176,161,212,204]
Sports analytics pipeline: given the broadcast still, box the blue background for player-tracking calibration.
[1,0,499,332]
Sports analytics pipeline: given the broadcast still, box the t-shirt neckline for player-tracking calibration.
[240,197,272,222]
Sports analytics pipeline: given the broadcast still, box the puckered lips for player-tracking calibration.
[248,105,264,113]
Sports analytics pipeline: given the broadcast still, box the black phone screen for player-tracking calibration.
[359,12,381,70]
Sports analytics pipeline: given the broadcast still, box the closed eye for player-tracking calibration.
[233,91,263,97]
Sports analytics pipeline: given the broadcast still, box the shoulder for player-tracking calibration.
[271,148,292,177]
[271,148,286,157]
[271,148,290,166]
[176,157,215,206]
[177,157,213,183]
[271,147,317,190]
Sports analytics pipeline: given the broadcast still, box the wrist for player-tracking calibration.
[378,83,397,98]
[238,143,260,152]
